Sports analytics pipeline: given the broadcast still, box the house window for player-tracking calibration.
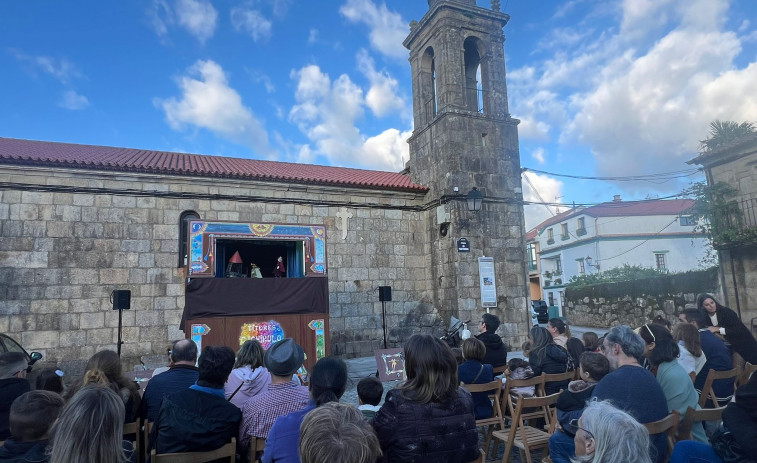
[655,253,667,270]
[680,216,695,226]
[548,292,555,306]
[547,228,554,244]
[578,259,585,274]
[561,223,569,240]
[555,257,562,274]
[577,217,586,236]
[527,243,537,271]
[178,210,200,267]
[560,291,565,307]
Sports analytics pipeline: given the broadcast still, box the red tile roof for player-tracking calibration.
[0,137,428,193]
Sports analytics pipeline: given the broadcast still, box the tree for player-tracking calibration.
[699,120,756,153]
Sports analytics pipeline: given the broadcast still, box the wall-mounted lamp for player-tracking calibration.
[466,187,483,212]
[585,256,599,270]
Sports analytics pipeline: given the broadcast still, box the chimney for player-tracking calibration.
[613,195,622,202]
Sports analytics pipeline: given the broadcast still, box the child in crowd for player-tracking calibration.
[556,352,610,436]
[0,390,65,462]
[521,341,531,358]
[504,358,536,399]
[357,376,383,420]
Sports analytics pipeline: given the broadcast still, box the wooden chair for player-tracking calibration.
[501,374,545,426]
[123,420,141,463]
[467,448,486,463]
[249,436,266,463]
[541,371,575,396]
[143,420,154,463]
[644,412,679,462]
[737,362,757,388]
[677,406,725,442]
[491,392,561,463]
[461,379,505,459]
[151,438,236,463]
[493,364,509,376]
[698,368,739,408]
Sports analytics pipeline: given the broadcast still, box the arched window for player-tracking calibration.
[421,47,437,122]
[178,210,200,267]
[464,36,486,114]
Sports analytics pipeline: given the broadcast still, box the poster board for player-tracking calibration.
[478,256,497,308]
[374,348,405,382]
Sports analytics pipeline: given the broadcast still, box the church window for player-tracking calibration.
[464,36,486,114]
[421,47,438,121]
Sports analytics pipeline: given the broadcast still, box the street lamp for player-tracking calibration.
[466,187,483,212]
[585,256,599,270]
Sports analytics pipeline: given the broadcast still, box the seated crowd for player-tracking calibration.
[1,292,756,463]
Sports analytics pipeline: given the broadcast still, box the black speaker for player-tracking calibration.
[112,290,131,310]
[379,286,392,302]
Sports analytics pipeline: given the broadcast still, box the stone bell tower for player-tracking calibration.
[404,0,528,341]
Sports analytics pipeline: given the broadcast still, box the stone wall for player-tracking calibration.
[565,293,703,328]
[0,164,438,373]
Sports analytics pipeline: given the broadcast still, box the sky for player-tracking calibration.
[1,0,756,230]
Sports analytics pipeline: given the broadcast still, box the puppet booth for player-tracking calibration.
[182,221,329,371]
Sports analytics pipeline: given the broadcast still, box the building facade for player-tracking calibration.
[0,0,529,371]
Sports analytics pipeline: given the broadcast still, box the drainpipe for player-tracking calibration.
[729,251,742,319]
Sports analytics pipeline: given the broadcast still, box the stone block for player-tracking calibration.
[22,221,47,237]
[99,268,130,284]
[47,222,73,238]
[80,312,105,329]
[59,330,86,347]
[22,330,60,349]
[10,314,36,332]
[73,194,95,206]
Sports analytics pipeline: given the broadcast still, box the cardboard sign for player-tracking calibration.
[374,348,405,382]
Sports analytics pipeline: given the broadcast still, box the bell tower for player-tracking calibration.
[404,0,528,340]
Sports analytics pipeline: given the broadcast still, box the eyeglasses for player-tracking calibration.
[644,324,656,343]
[568,419,594,440]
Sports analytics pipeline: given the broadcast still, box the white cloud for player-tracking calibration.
[59,90,89,110]
[155,59,272,156]
[339,0,408,59]
[531,147,546,165]
[308,29,319,44]
[9,50,82,84]
[356,50,406,118]
[147,0,217,43]
[522,171,563,230]
[288,64,409,170]
[231,5,273,42]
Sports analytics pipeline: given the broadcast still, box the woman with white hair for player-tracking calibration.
[570,400,652,463]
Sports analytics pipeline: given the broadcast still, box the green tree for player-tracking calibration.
[699,120,756,153]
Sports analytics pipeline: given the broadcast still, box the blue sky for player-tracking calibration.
[2,0,756,229]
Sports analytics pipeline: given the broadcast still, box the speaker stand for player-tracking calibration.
[116,308,124,356]
[381,300,388,349]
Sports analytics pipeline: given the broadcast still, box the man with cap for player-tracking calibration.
[239,338,309,450]
[0,352,31,440]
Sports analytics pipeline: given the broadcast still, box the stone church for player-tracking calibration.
[0,0,528,372]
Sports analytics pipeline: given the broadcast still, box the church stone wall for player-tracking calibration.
[0,165,434,372]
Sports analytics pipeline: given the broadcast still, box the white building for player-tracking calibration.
[530,197,711,314]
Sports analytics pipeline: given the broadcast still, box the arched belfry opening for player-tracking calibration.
[420,46,438,123]
[464,36,486,114]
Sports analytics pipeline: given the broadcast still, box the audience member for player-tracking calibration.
[153,345,241,455]
[356,376,383,419]
[569,400,653,463]
[671,322,706,376]
[548,318,569,348]
[458,337,494,419]
[65,350,141,423]
[35,368,64,394]
[263,356,348,463]
[475,313,508,368]
[582,332,599,352]
[549,326,669,463]
[529,326,571,395]
[652,315,672,332]
[0,390,64,462]
[0,352,31,440]
[140,339,199,422]
[566,337,584,370]
[638,323,706,442]
[521,340,532,358]
[451,347,464,365]
[49,385,133,463]
[239,338,309,448]
[505,358,535,399]
[556,352,609,435]
[373,334,478,463]
[697,293,757,364]
[225,339,271,409]
[680,309,735,405]
[299,402,382,463]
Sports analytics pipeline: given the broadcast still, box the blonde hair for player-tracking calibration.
[299,403,382,463]
[49,386,128,463]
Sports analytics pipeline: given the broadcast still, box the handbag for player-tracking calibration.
[710,425,755,463]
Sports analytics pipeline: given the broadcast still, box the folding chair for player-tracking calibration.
[249,436,266,463]
[461,378,505,459]
[737,362,757,388]
[644,412,679,463]
[677,406,725,442]
[501,374,545,426]
[493,364,509,376]
[151,438,236,463]
[123,419,141,463]
[541,371,575,396]
[698,368,739,408]
[467,448,486,463]
[491,392,561,463]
